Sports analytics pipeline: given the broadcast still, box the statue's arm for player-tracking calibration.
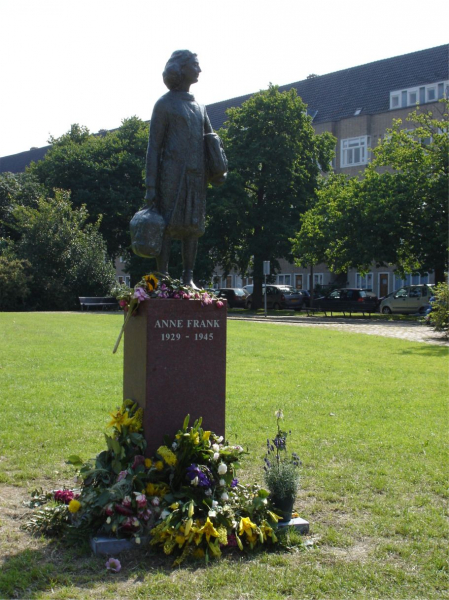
[204,108,213,135]
[145,99,167,204]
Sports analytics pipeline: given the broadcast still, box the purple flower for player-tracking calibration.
[54,490,75,504]
[105,557,121,572]
[186,464,212,488]
[133,287,149,302]
[231,478,239,488]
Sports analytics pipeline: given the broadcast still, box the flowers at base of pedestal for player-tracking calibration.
[25,407,285,566]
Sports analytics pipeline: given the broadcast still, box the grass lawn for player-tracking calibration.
[0,312,447,599]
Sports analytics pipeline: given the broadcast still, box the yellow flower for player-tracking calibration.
[238,517,258,538]
[107,408,132,432]
[157,445,177,466]
[144,273,158,292]
[169,502,179,510]
[202,430,211,441]
[68,499,81,513]
[155,460,164,471]
[144,458,152,468]
[199,517,219,543]
[128,408,143,432]
[260,521,278,543]
[145,482,169,497]
[191,432,200,445]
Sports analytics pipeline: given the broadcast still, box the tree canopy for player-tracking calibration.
[3,189,116,310]
[292,101,448,283]
[204,85,335,306]
[30,118,149,259]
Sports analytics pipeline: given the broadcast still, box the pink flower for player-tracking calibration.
[119,299,127,308]
[54,490,74,504]
[216,300,224,309]
[134,493,147,509]
[105,503,115,516]
[117,470,128,482]
[133,287,149,302]
[105,557,121,572]
[122,496,132,508]
[132,455,145,470]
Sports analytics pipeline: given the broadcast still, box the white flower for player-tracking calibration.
[212,444,220,452]
[208,509,217,518]
[219,479,226,486]
[160,509,170,519]
[212,500,218,508]
[216,436,223,443]
[205,489,212,496]
[135,537,141,544]
[217,463,227,475]
[221,492,229,501]
[191,476,199,487]
[213,452,220,461]
[172,442,178,450]
[151,497,160,506]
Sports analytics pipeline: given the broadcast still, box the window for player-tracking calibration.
[277,274,291,285]
[394,273,429,290]
[390,80,449,109]
[341,137,370,167]
[356,273,373,290]
[308,273,323,289]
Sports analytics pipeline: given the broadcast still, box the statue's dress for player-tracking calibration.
[145,90,213,240]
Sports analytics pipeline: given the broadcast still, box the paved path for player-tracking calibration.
[228,314,448,346]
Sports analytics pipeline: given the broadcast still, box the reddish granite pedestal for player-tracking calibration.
[123,299,226,455]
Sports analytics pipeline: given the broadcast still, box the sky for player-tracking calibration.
[1,0,447,157]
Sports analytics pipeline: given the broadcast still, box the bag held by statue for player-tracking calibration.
[130,206,166,258]
[204,132,228,185]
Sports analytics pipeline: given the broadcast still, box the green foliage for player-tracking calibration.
[205,85,335,307]
[0,255,32,310]
[263,411,301,502]
[9,190,116,309]
[30,118,149,258]
[0,172,45,239]
[292,100,449,281]
[429,280,449,334]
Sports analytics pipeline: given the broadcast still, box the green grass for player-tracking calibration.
[0,312,447,599]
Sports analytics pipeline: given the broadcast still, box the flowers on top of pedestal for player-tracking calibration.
[112,273,223,353]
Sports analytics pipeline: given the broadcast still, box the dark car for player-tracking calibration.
[315,288,378,314]
[246,285,305,310]
[216,288,249,308]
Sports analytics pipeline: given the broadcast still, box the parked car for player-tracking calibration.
[215,288,249,308]
[315,288,378,314]
[246,285,306,310]
[379,284,435,315]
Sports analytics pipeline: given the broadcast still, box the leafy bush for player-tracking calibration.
[0,255,32,310]
[430,280,449,336]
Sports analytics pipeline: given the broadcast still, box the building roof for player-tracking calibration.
[207,44,449,130]
[1,44,447,174]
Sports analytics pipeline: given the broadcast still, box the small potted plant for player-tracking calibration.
[264,410,301,523]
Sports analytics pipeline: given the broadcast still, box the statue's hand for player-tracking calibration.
[145,187,156,206]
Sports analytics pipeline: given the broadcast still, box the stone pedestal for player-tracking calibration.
[123,299,226,455]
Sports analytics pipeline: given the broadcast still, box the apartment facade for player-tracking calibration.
[207,44,448,295]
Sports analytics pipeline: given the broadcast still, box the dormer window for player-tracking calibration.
[390,80,448,109]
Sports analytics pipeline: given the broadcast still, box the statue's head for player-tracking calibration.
[163,50,200,91]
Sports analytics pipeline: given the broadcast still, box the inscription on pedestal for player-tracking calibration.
[123,300,227,455]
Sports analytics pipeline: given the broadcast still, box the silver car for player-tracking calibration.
[380,284,435,314]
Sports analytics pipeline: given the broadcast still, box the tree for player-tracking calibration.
[30,118,149,259]
[205,85,335,307]
[0,172,45,239]
[292,101,448,283]
[0,256,32,310]
[9,190,116,310]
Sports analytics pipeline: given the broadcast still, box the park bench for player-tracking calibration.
[79,296,119,311]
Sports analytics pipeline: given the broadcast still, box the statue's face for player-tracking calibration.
[182,57,201,85]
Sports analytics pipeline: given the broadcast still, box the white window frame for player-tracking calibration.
[355,272,373,290]
[308,273,323,289]
[390,80,449,109]
[341,136,370,168]
[277,274,291,286]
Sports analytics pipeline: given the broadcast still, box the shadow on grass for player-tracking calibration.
[0,532,295,599]
[396,344,448,356]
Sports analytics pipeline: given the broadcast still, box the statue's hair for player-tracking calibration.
[163,50,197,90]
